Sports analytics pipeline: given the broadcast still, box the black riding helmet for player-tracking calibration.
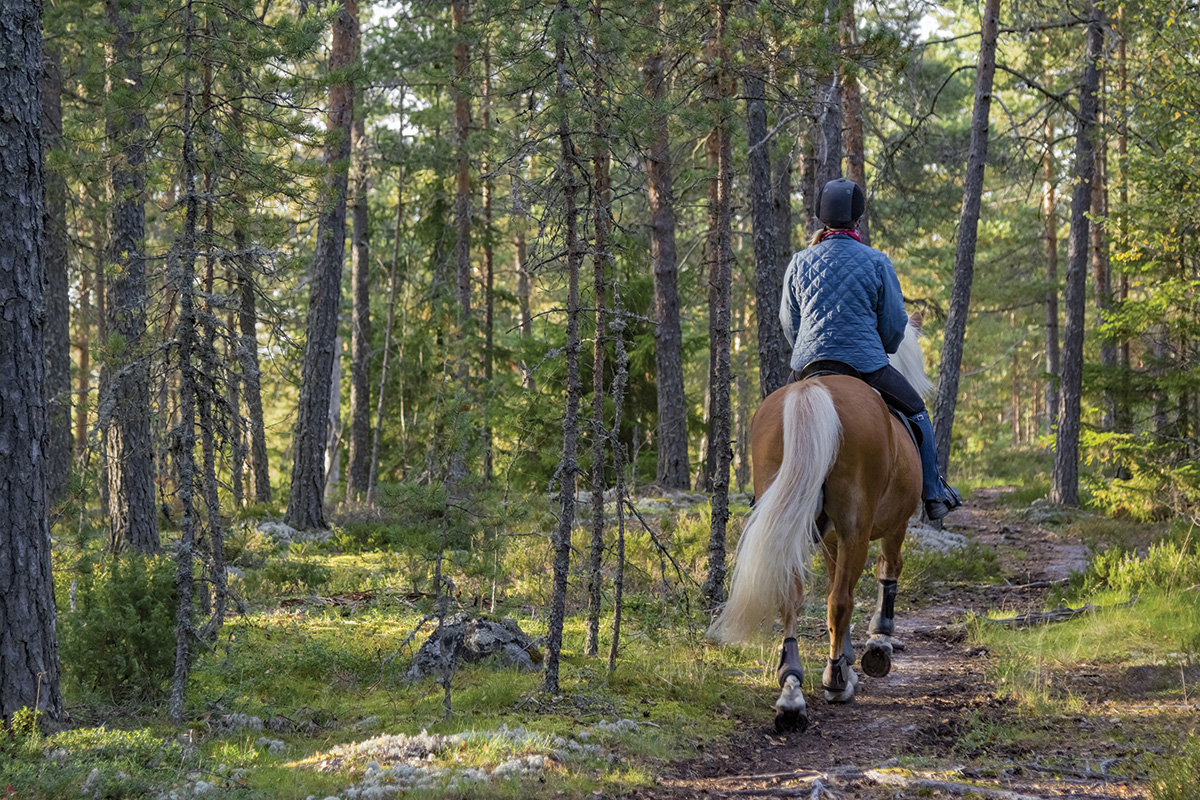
[816,178,865,229]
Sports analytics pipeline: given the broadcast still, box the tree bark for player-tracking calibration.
[452,0,472,359]
[744,12,788,397]
[1114,8,1132,440]
[104,0,159,554]
[1042,117,1060,437]
[645,1,690,489]
[839,0,870,246]
[545,0,582,695]
[1090,71,1115,432]
[932,0,1000,475]
[483,44,495,480]
[42,46,71,502]
[369,179,404,504]
[347,78,372,502]
[1052,1,1103,508]
[586,0,611,657]
[169,0,201,722]
[0,0,65,723]
[702,0,733,610]
[285,0,356,530]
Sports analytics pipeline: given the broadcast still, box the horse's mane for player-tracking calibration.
[889,323,933,398]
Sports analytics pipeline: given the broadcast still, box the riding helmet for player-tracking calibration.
[816,178,865,229]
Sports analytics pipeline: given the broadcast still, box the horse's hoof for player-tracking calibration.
[774,707,808,734]
[861,641,893,678]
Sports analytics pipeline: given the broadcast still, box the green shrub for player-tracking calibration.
[59,555,177,701]
[1152,737,1200,800]
[1080,526,1200,597]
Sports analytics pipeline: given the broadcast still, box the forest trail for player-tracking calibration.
[635,489,1148,800]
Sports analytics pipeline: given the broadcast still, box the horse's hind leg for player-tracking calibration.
[821,532,864,704]
[774,579,808,733]
[862,529,904,678]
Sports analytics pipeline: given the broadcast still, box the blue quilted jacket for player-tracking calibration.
[779,233,908,374]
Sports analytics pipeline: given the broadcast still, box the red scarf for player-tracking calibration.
[817,228,862,243]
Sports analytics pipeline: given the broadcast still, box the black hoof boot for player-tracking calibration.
[861,640,893,678]
[774,707,808,734]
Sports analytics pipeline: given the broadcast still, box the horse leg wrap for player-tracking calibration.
[777,637,804,688]
[822,654,852,695]
[869,579,898,637]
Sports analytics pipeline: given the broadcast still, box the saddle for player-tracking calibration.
[791,361,920,453]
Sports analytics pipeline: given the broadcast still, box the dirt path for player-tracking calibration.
[634,489,1149,800]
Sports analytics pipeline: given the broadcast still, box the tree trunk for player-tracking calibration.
[1114,7,1131,439]
[702,0,733,610]
[324,334,343,504]
[1090,73,1115,432]
[1052,1,1103,508]
[285,0,357,530]
[1042,117,1060,437]
[483,44,495,480]
[545,0,582,695]
[169,0,201,721]
[0,0,65,723]
[347,81,372,502]
[815,1,843,202]
[75,260,92,461]
[931,0,1000,475]
[369,167,405,504]
[104,0,159,554]
[452,0,472,360]
[42,46,71,501]
[645,1,690,489]
[607,296,630,674]
[586,0,611,657]
[839,0,870,245]
[744,14,787,397]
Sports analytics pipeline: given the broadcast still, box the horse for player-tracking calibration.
[708,318,933,733]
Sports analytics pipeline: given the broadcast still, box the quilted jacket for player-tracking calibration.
[779,233,908,374]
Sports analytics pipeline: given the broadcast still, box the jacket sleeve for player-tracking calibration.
[876,254,908,354]
[779,254,801,349]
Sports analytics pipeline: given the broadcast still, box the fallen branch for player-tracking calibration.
[984,598,1137,629]
[865,769,1043,800]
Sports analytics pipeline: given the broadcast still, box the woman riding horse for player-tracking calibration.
[708,178,960,733]
[782,178,960,522]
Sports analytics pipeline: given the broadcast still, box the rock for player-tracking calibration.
[81,767,102,798]
[405,615,542,681]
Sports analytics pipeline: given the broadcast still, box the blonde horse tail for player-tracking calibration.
[708,383,842,644]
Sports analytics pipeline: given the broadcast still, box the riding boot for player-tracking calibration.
[907,411,960,520]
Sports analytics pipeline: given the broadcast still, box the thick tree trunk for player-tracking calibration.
[0,0,65,723]
[104,0,159,554]
[702,0,733,610]
[744,16,787,397]
[931,0,1000,475]
[586,2,611,656]
[286,0,357,530]
[545,0,582,695]
[1052,1,1103,508]
[42,47,71,501]
[839,1,870,246]
[1042,118,1060,437]
[645,1,690,489]
[347,85,372,502]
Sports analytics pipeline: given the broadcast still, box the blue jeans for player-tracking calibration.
[858,366,942,503]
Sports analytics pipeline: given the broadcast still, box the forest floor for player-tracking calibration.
[633,488,1172,800]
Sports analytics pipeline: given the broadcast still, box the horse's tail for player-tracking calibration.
[708,383,842,644]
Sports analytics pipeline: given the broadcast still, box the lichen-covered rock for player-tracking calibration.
[405,614,542,681]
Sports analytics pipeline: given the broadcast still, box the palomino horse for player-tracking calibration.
[708,320,932,733]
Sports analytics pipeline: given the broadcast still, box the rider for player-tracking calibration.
[780,177,962,521]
